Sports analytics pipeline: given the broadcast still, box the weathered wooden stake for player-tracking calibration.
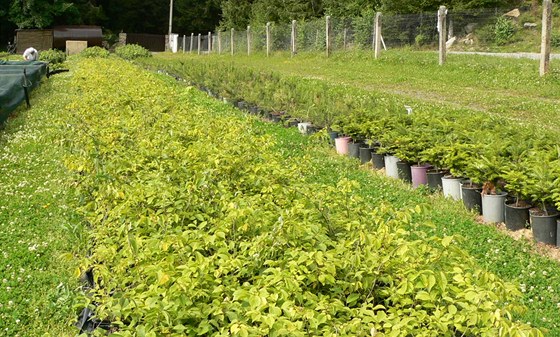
[231,28,235,55]
[247,25,251,55]
[197,33,201,55]
[189,33,194,53]
[218,31,222,54]
[438,6,447,66]
[208,32,212,53]
[291,20,297,57]
[374,12,382,59]
[343,28,347,50]
[182,35,186,53]
[540,0,553,76]
[266,22,271,57]
[326,16,331,57]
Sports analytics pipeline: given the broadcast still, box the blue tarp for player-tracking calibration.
[0,60,48,123]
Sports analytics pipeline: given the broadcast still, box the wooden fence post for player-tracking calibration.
[540,0,552,76]
[197,33,201,55]
[247,25,251,55]
[374,12,382,59]
[231,28,234,55]
[326,16,331,57]
[208,32,212,53]
[291,20,297,57]
[189,33,194,53]
[438,6,447,66]
[343,28,347,50]
[182,35,186,53]
[218,31,222,54]
[266,22,271,57]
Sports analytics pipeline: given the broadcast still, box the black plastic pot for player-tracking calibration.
[530,210,558,245]
[328,131,339,144]
[461,182,482,215]
[359,147,373,164]
[371,152,385,170]
[427,169,446,191]
[270,114,281,123]
[287,119,299,128]
[504,200,531,231]
[396,161,412,183]
[348,142,363,159]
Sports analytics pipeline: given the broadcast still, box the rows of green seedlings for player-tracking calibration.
[138,55,560,215]
[64,58,544,336]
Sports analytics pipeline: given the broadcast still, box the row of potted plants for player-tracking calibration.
[333,134,560,246]
[142,57,560,247]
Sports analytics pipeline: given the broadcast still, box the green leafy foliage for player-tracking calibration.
[79,46,110,58]
[495,16,516,45]
[114,44,152,60]
[39,48,66,64]
[63,58,543,337]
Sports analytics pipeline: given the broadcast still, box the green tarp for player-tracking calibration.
[0,60,48,123]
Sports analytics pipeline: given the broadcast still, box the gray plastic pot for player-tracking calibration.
[384,155,399,179]
[441,175,462,200]
[481,192,507,223]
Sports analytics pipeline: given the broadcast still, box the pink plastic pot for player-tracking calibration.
[335,137,351,155]
[411,164,431,188]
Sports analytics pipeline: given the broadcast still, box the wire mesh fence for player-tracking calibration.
[176,6,545,55]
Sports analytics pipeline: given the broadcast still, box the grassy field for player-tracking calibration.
[155,50,560,130]
[1,54,560,335]
[0,74,84,336]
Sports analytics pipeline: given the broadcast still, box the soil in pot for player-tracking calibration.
[504,200,531,231]
[530,208,558,245]
[397,161,412,183]
[461,182,482,215]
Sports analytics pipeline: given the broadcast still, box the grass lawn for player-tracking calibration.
[0,73,83,336]
[156,50,560,131]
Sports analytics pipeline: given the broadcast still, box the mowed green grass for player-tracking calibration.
[0,74,83,336]
[157,50,560,130]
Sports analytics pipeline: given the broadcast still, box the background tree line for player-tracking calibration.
[1,0,524,50]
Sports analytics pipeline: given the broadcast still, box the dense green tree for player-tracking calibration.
[219,0,253,29]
